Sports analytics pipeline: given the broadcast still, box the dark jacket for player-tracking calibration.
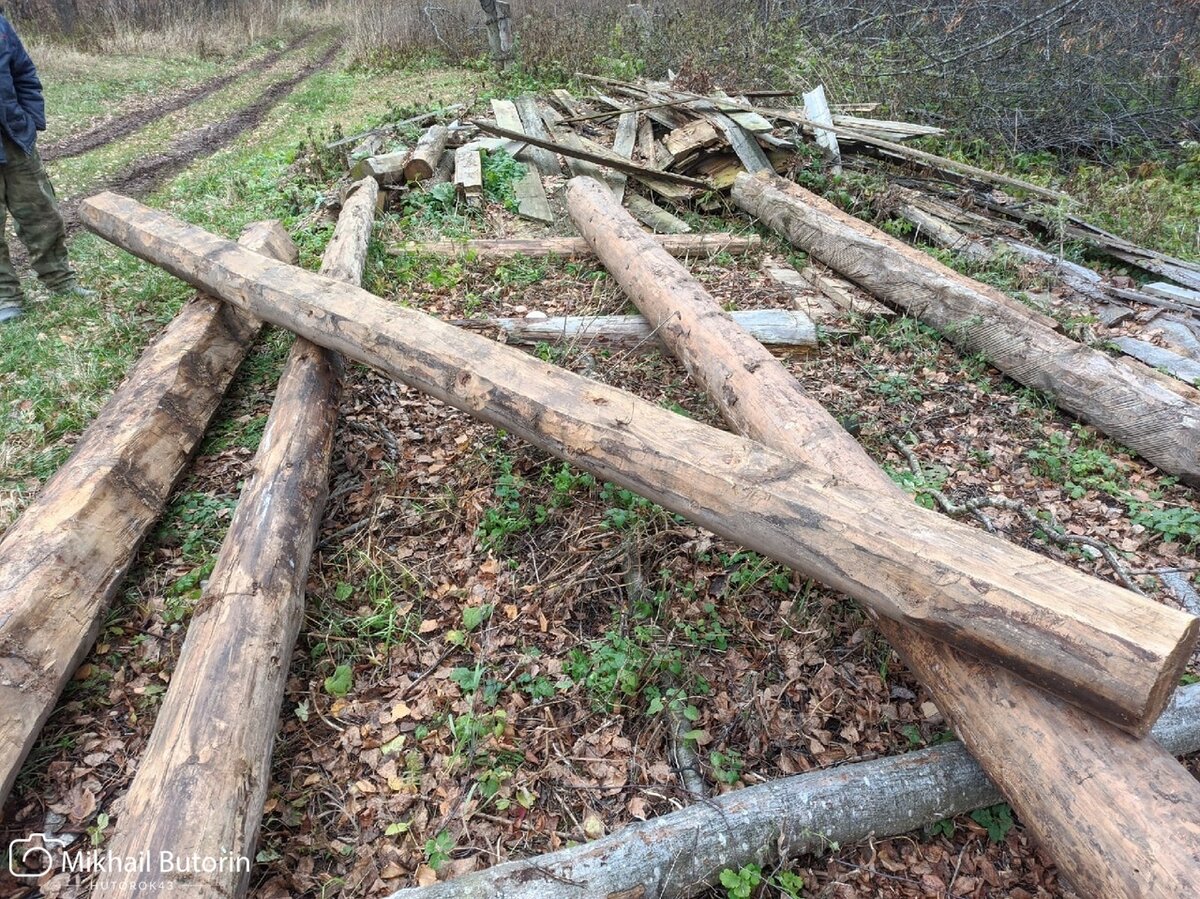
[0,15,44,162]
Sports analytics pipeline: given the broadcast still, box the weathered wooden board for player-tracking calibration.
[624,193,691,234]
[513,169,554,224]
[454,146,483,205]
[513,94,561,175]
[803,84,842,174]
[1112,337,1200,385]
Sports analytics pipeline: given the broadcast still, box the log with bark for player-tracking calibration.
[565,174,1200,899]
[81,190,1198,735]
[384,682,1200,899]
[732,171,1200,486]
[387,233,760,260]
[453,308,816,351]
[0,221,297,807]
[89,180,377,899]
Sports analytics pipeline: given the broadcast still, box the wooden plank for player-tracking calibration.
[512,94,561,175]
[663,118,721,161]
[708,90,774,132]
[513,169,554,224]
[1112,337,1200,385]
[1144,282,1200,308]
[803,84,842,175]
[81,190,1200,737]
[475,118,710,188]
[832,114,944,140]
[389,233,761,260]
[763,257,839,322]
[538,106,616,192]
[734,170,1200,486]
[707,111,772,173]
[623,193,691,234]
[468,308,816,351]
[549,88,582,117]
[490,98,524,132]
[636,115,656,165]
[608,110,639,200]
[0,221,298,808]
[454,146,483,205]
[799,266,896,319]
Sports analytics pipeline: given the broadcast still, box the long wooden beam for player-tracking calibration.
[564,174,1200,898]
[90,180,378,899]
[0,222,297,806]
[77,191,1197,734]
[733,171,1200,486]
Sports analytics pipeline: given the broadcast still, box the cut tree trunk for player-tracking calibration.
[733,171,1200,486]
[89,180,377,899]
[404,125,449,183]
[0,221,297,807]
[80,190,1198,736]
[566,174,1200,899]
[388,233,759,260]
[455,308,816,351]
[383,683,1200,899]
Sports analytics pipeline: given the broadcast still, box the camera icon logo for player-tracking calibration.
[8,834,67,878]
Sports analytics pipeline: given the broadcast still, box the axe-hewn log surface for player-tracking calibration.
[0,221,297,807]
[567,174,1200,899]
[78,191,1197,734]
[732,171,1200,485]
[90,179,378,899]
[384,682,1200,899]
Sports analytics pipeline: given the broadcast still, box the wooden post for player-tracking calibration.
[0,222,297,807]
[565,174,1200,899]
[732,171,1200,486]
[88,180,377,899]
[479,0,513,69]
[79,191,1198,735]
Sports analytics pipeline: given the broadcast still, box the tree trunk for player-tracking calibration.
[388,233,760,260]
[566,175,1200,899]
[0,222,296,807]
[383,683,1200,899]
[79,190,1199,735]
[404,125,449,183]
[90,179,377,899]
[732,171,1200,486]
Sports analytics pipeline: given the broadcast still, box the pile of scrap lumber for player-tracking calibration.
[3,74,1200,899]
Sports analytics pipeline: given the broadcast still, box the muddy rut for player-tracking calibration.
[41,31,315,163]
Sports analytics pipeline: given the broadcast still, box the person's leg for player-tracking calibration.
[2,135,77,292]
[0,162,25,322]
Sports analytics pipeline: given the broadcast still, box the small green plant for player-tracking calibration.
[476,455,531,552]
[971,803,1015,842]
[481,150,526,212]
[719,863,762,899]
[424,830,455,871]
[87,811,110,847]
[709,749,743,785]
[323,663,353,697]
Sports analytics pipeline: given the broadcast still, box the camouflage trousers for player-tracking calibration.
[0,133,74,310]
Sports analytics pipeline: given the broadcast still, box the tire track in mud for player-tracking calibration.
[60,39,342,233]
[41,31,315,163]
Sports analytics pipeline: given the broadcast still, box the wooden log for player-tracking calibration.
[453,146,483,205]
[733,171,1200,485]
[480,0,513,69]
[831,114,945,141]
[380,681,1197,898]
[623,193,691,234]
[351,149,410,185]
[81,190,1198,734]
[404,125,449,183]
[565,174,1200,899]
[459,308,816,351]
[91,179,378,899]
[388,233,759,260]
[636,115,656,165]
[0,221,297,807]
[513,94,560,176]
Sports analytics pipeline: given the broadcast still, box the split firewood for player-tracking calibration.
[453,146,483,205]
[351,148,409,184]
[564,174,1200,899]
[0,221,297,806]
[80,190,1198,735]
[90,178,378,899]
[383,684,1200,899]
[733,171,1200,486]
